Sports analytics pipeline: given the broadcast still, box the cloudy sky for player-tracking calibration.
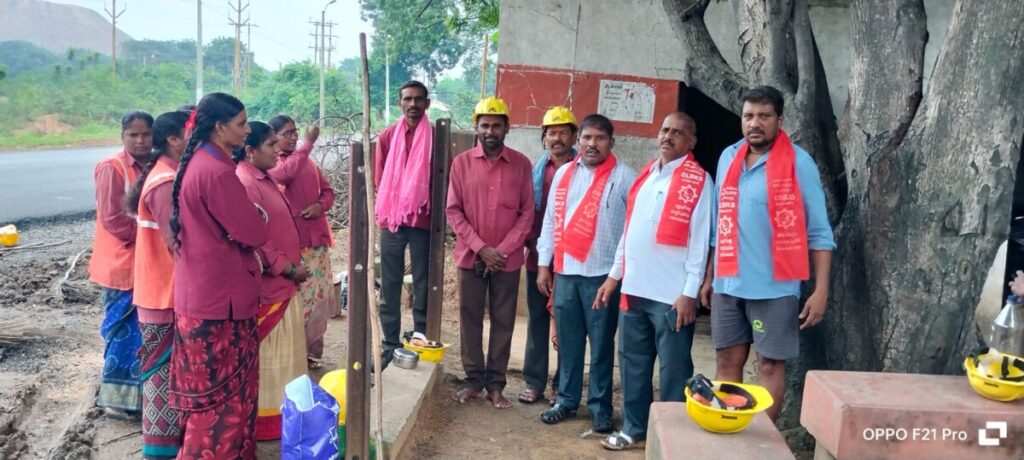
[50,0,374,68]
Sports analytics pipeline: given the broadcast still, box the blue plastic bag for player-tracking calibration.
[281,375,341,460]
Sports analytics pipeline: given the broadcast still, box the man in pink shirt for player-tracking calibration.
[373,80,435,369]
[446,97,534,409]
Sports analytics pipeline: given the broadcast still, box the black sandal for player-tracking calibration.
[540,403,577,424]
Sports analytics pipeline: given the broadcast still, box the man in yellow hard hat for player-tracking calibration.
[446,96,535,409]
[519,106,578,406]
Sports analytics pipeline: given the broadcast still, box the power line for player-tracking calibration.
[228,0,250,96]
[103,0,126,78]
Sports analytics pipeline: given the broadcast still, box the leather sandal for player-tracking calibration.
[540,403,577,425]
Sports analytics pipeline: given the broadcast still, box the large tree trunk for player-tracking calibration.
[663,0,1024,426]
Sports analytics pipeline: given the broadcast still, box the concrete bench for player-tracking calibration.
[801,370,1024,459]
[646,402,795,459]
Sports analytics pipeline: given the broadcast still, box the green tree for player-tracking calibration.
[203,37,246,75]
[359,0,469,82]
[0,41,59,77]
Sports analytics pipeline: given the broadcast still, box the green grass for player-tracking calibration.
[0,123,121,151]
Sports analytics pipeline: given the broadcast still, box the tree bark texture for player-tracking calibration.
[664,0,1024,425]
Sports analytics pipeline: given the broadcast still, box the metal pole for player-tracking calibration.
[480,34,488,96]
[196,0,203,102]
[319,0,335,127]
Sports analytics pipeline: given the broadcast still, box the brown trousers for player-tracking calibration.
[458,268,521,392]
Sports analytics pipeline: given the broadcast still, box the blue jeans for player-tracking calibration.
[618,295,695,440]
[553,274,618,423]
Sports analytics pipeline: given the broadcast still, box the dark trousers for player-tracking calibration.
[524,270,560,393]
[379,227,430,355]
[458,268,520,392]
[619,295,695,440]
[554,274,618,422]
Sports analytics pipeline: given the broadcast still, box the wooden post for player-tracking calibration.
[345,142,370,460]
[425,119,452,340]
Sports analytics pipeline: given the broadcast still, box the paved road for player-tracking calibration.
[0,145,120,223]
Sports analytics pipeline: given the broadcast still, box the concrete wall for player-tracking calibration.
[497,0,955,163]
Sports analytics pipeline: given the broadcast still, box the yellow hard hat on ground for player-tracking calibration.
[473,96,509,123]
[964,347,1024,402]
[0,224,18,247]
[542,106,576,128]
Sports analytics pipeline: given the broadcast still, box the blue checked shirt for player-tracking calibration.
[537,157,636,277]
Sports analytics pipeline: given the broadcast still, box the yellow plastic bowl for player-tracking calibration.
[963,355,1024,402]
[0,224,18,247]
[403,340,450,363]
[685,381,774,434]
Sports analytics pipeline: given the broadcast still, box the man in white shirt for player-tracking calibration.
[596,112,712,450]
[535,114,636,433]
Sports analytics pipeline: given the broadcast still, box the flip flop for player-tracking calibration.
[600,431,639,451]
[518,387,542,404]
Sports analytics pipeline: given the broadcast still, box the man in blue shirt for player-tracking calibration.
[701,86,835,421]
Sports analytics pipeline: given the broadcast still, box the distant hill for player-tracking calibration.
[0,0,132,55]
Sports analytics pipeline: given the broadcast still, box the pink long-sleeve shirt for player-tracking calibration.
[173,143,269,320]
[237,161,302,305]
[373,121,433,230]
[268,142,335,249]
[446,145,534,271]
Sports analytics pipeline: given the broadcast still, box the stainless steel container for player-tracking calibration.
[392,347,419,369]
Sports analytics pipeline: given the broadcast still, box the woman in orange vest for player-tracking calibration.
[90,111,153,419]
[123,111,189,460]
[235,121,310,440]
[168,93,267,459]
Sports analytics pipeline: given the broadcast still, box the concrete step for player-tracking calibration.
[646,402,794,459]
[801,370,1024,459]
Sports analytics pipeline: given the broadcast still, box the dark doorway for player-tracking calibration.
[679,85,742,178]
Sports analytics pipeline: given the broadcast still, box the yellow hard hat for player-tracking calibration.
[0,224,18,247]
[473,96,509,123]
[684,379,774,434]
[319,370,348,423]
[964,348,1024,402]
[542,106,576,128]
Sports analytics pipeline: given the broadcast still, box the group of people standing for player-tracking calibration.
[89,92,338,459]
[377,82,835,451]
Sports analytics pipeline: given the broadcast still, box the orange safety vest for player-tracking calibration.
[88,151,139,290]
[132,160,177,309]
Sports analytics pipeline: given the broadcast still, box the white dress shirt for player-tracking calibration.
[609,157,712,305]
[537,157,636,277]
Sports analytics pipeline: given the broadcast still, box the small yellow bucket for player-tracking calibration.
[0,224,19,247]
[685,381,774,434]
[402,340,450,363]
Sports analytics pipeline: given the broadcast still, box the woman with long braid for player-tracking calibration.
[235,121,309,441]
[123,110,189,460]
[168,93,267,459]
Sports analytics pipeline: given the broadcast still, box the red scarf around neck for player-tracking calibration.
[552,155,618,273]
[619,153,707,310]
[716,130,809,281]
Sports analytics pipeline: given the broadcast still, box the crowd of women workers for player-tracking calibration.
[89,92,338,459]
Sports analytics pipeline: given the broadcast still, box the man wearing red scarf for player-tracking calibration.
[598,112,713,451]
[535,114,635,433]
[702,86,835,422]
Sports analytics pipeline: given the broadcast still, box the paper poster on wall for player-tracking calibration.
[597,80,656,124]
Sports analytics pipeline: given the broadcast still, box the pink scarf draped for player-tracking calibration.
[375,116,433,231]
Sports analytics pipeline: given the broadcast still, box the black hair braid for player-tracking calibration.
[122,149,163,215]
[168,91,246,250]
[169,133,205,250]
